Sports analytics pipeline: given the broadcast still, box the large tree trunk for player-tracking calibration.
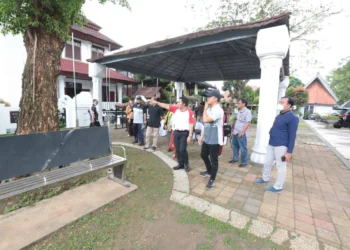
[15,28,65,135]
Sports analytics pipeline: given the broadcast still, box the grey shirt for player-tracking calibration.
[233,108,252,135]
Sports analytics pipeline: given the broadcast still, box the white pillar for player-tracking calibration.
[175,82,184,100]
[92,77,103,124]
[115,84,118,103]
[57,75,66,99]
[117,83,123,103]
[250,25,290,165]
[89,63,106,124]
[194,83,198,95]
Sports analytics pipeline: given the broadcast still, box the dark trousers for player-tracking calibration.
[201,142,220,181]
[174,130,189,167]
[133,123,144,143]
[90,120,101,127]
[128,119,134,136]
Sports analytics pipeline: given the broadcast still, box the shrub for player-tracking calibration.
[303,111,310,119]
[122,96,129,103]
[321,115,340,120]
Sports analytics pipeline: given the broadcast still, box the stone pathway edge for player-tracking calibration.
[113,142,341,250]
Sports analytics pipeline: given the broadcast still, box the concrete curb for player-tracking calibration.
[304,121,350,171]
[113,142,340,250]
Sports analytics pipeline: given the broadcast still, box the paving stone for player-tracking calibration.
[277,206,294,219]
[276,214,295,229]
[331,216,350,228]
[295,212,314,225]
[295,205,313,216]
[235,189,250,197]
[246,198,262,207]
[228,210,250,229]
[223,185,236,193]
[179,195,210,213]
[220,189,234,198]
[192,183,207,196]
[242,204,260,215]
[260,202,277,213]
[290,234,320,250]
[244,173,257,182]
[204,203,230,223]
[270,228,289,245]
[295,220,316,236]
[339,234,350,249]
[324,244,341,250]
[205,187,222,199]
[215,195,230,205]
[314,218,336,232]
[231,177,243,183]
[334,224,350,238]
[316,228,340,245]
[248,219,274,238]
[259,207,277,222]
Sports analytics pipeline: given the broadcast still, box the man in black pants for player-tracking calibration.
[151,96,195,172]
[198,90,224,189]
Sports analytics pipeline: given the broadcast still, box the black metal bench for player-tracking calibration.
[0,126,127,200]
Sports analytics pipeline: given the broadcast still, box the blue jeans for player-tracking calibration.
[133,123,144,143]
[232,134,248,165]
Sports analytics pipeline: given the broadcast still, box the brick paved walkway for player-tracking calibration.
[187,125,350,249]
[112,123,350,249]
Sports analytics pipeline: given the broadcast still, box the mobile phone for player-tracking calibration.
[281,156,286,162]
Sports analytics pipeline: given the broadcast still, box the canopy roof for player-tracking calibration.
[92,13,290,82]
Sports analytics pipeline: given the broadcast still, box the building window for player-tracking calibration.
[102,86,116,102]
[65,40,81,60]
[65,82,83,98]
[91,45,104,60]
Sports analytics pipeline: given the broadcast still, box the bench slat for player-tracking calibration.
[0,155,126,200]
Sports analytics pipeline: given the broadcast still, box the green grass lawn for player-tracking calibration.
[30,147,287,250]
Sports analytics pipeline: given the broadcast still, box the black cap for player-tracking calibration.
[203,89,222,100]
[136,96,142,100]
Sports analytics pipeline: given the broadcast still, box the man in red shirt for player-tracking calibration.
[151,97,195,172]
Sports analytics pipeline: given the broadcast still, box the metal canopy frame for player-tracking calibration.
[93,13,290,82]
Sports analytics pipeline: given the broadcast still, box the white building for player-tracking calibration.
[58,20,136,112]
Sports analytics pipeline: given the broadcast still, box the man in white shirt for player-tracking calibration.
[151,97,195,172]
[198,89,224,189]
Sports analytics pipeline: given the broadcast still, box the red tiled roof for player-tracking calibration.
[133,87,166,99]
[71,23,122,50]
[60,58,135,83]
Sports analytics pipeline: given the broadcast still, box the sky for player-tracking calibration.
[0,0,349,106]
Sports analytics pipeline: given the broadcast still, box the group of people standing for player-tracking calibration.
[111,89,299,194]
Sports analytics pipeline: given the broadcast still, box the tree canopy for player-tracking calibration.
[0,0,130,39]
[289,76,304,88]
[0,98,11,107]
[329,59,350,105]
[286,86,308,108]
[187,0,342,72]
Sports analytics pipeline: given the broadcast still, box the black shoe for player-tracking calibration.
[132,141,138,144]
[184,165,190,172]
[139,142,145,146]
[239,164,247,168]
[200,171,210,178]
[152,146,157,151]
[167,148,172,152]
[228,160,238,164]
[206,179,215,189]
[173,165,184,170]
